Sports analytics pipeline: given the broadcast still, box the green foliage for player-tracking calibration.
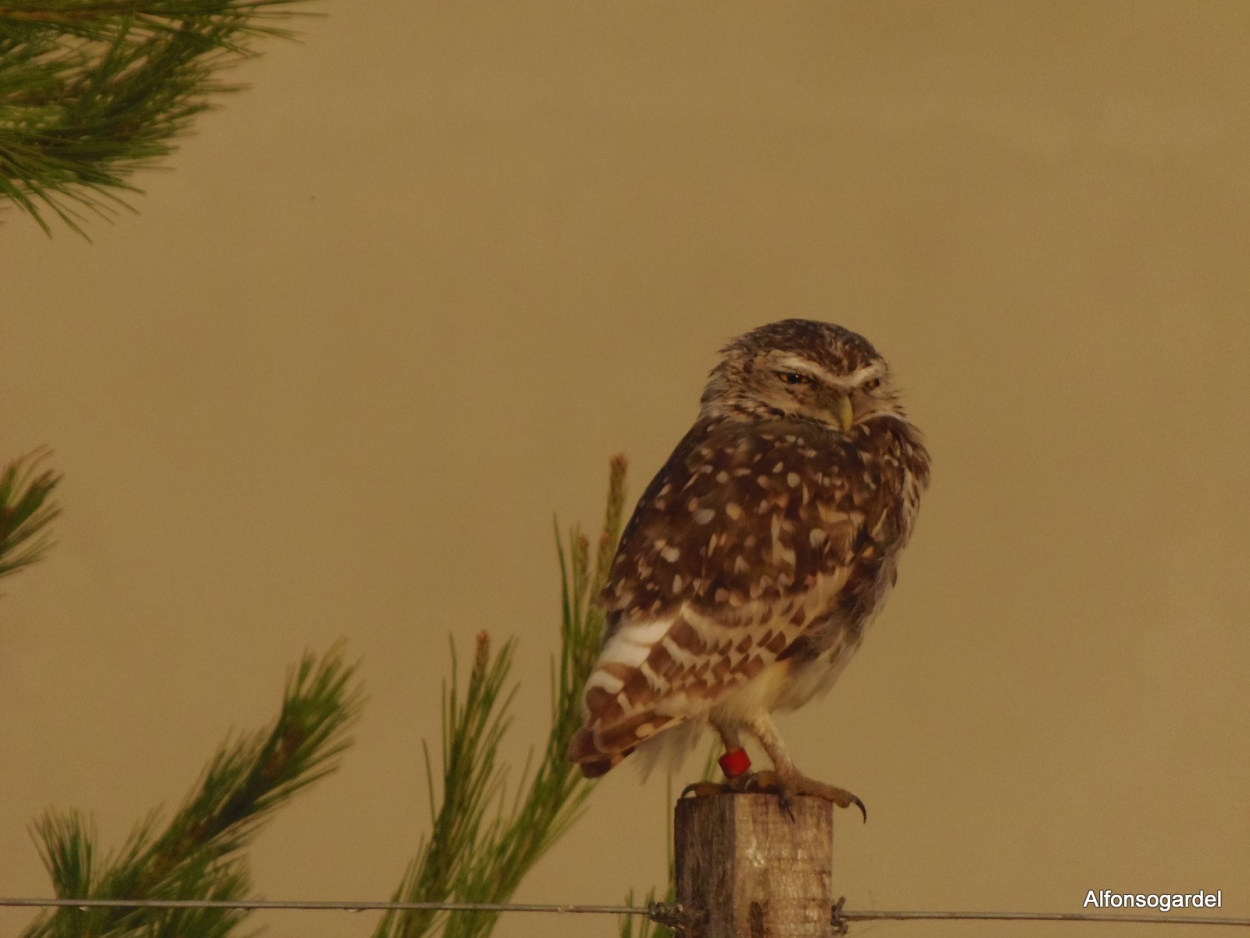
[0,447,61,582]
[13,456,634,937]
[0,0,311,236]
[21,645,363,938]
[377,455,628,938]
[375,633,517,938]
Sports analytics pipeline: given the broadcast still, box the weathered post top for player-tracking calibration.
[674,793,835,938]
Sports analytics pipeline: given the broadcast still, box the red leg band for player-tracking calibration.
[718,748,751,779]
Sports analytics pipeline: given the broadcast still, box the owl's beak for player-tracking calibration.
[834,394,855,432]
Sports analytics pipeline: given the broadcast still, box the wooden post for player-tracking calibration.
[674,793,834,938]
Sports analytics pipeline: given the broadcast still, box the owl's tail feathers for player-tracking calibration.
[566,711,678,778]
[567,727,632,777]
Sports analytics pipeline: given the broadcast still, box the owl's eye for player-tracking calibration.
[777,371,812,386]
[861,377,882,392]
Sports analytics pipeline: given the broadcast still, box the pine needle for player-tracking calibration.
[377,456,629,938]
[377,633,516,938]
[21,645,363,938]
[0,0,314,236]
[0,446,62,582]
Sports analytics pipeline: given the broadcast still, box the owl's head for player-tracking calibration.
[700,319,905,430]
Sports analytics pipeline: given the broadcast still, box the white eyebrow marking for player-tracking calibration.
[847,362,887,385]
[771,353,887,388]
[772,355,829,380]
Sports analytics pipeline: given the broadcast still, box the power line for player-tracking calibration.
[836,907,1250,930]
[846,912,1250,926]
[0,898,643,915]
[1,897,1247,929]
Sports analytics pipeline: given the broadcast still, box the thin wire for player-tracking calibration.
[0,898,638,914]
[1,897,1247,927]
[840,910,1250,928]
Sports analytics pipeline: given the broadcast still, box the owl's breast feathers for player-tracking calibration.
[567,415,929,775]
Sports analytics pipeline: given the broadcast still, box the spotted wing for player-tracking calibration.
[567,416,894,774]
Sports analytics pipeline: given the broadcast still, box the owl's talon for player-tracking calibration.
[744,769,781,793]
[742,770,795,820]
[733,769,866,822]
[725,772,755,794]
[681,780,730,799]
[776,789,796,821]
[798,780,866,822]
[679,772,864,821]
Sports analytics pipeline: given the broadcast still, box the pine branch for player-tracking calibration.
[21,644,363,938]
[443,455,627,938]
[0,0,312,236]
[377,455,629,938]
[0,447,62,583]
[375,633,516,938]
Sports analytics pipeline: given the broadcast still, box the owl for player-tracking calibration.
[567,319,930,814]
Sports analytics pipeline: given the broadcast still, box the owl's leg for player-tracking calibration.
[746,713,866,821]
[714,723,752,773]
[716,723,743,753]
[679,720,751,798]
